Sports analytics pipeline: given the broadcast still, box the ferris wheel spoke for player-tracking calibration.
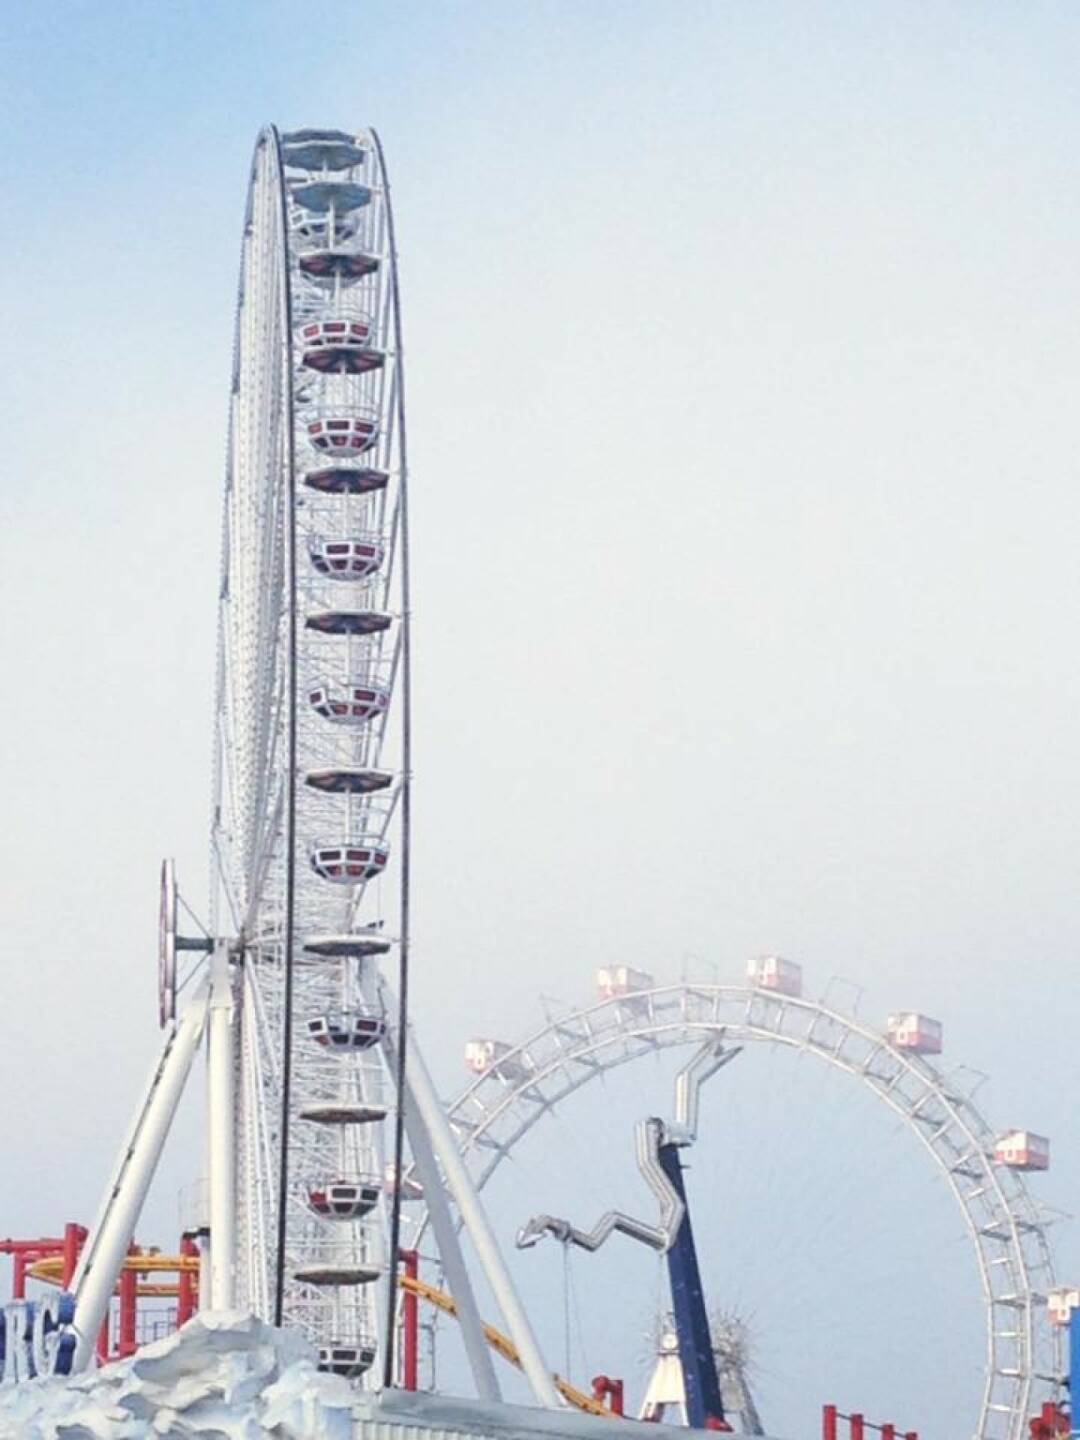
[242,795,284,943]
[211,825,243,935]
[245,962,283,1091]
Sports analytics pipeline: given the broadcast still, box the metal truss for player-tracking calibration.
[405,982,1062,1440]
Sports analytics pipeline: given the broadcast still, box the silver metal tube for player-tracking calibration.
[672,1040,738,1142]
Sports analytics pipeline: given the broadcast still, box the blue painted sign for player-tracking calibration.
[0,1294,76,1383]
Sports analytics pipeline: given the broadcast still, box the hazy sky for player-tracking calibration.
[3,3,1080,1436]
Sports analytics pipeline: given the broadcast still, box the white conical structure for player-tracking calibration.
[638,1309,764,1433]
[638,1316,687,1425]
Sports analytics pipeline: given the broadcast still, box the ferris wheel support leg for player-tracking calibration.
[398,1021,561,1408]
[207,941,236,1309]
[376,996,501,1400]
[69,981,211,1372]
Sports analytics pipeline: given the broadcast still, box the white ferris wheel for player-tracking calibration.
[140,124,553,1406]
[68,124,555,1406]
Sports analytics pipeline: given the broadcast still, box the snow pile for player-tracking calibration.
[0,1310,355,1439]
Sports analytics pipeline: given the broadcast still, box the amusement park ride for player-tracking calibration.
[1,123,1078,1440]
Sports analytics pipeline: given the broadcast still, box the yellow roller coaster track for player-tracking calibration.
[27,1252,198,1300]
[399,1272,610,1416]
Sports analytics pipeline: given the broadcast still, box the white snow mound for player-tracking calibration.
[0,1310,355,1439]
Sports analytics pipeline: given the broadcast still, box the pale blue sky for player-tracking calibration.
[3,3,1080,1435]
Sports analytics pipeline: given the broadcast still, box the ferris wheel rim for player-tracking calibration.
[420,980,1060,1440]
[212,126,296,932]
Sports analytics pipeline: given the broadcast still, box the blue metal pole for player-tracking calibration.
[1069,1305,1080,1439]
[656,1141,725,1429]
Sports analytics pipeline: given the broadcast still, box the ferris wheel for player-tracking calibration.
[199,124,412,1377]
[61,123,559,1403]
[404,960,1063,1440]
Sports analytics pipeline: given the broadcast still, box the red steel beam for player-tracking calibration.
[400,1249,419,1391]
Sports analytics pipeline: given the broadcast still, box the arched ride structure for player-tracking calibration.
[411,983,1061,1440]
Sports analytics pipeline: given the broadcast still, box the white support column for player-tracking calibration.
[70,982,210,1371]
[197,1232,211,1311]
[379,1019,501,1401]
[399,1021,561,1408]
[207,941,236,1309]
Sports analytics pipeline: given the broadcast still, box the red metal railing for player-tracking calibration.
[0,1222,198,1366]
[823,1404,917,1440]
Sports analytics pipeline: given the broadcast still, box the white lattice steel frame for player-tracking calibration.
[408,983,1062,1440]
[212,126,407,1376]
